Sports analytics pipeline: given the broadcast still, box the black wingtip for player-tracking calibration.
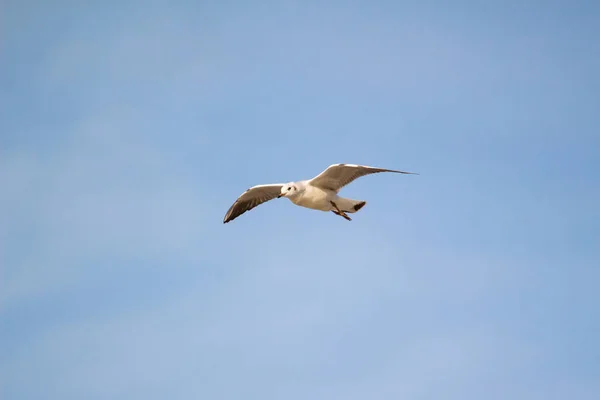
[353,201,366,211]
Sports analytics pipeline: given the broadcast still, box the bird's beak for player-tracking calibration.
[277,193,284,198]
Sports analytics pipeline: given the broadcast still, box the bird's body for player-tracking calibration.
[223,163,417,223]
[287,182,364,212]
[287,181,331,211]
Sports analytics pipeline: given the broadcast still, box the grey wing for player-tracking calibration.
[223,184,284,223]
[308,163,418,192]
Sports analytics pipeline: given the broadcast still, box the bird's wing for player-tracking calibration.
[223,183,285,223]
[308,163,417,192]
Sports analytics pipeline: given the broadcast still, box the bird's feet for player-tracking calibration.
[330,201,352,221]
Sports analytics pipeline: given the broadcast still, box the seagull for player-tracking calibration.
[223,163,418,223]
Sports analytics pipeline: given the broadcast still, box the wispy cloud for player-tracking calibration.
[0,107,210,306]
[0,233,547,399]
[2,1,599,399]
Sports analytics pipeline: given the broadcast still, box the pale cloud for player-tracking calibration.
[0,106,211,307]
[0,231,552,399]
[2,1,599,399]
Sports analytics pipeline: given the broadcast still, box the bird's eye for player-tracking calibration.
[287,187,291,191]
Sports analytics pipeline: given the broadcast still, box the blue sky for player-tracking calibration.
[1,0,599,399]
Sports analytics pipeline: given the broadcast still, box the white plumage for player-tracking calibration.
[223,163,417,223]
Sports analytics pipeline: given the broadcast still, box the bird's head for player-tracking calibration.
[278,182,299,198]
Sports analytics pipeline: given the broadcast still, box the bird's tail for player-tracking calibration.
[338,198,367,213]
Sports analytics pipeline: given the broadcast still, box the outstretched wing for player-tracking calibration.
[223,184,284,223]
[308,163,417,192]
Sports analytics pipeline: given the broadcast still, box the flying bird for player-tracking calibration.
[223,163,418,223]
